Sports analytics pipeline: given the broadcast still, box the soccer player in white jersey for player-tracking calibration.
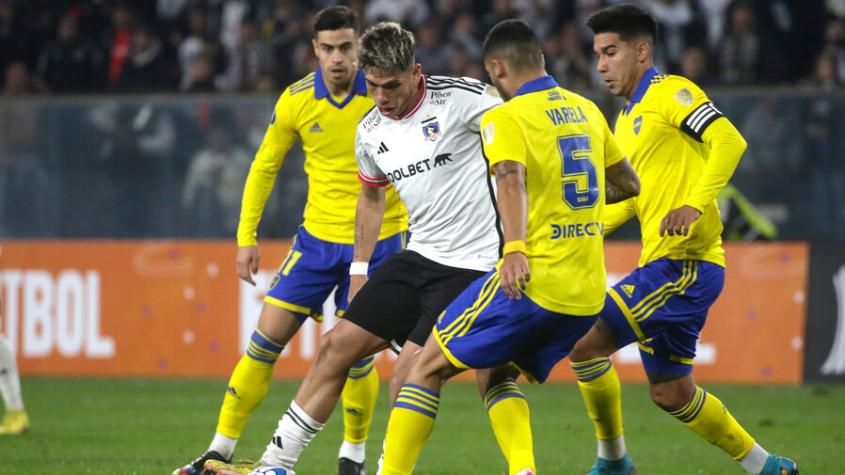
[205,22,537,475]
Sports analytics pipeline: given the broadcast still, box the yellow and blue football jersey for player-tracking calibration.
[610,67,745,267]
[237,69,407,246]
[480,76,624,316]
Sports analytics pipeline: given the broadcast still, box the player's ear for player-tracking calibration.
[636,40,651,63]
[312,38,319,56]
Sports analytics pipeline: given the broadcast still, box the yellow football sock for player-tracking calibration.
[341,356,379,444]
[484,380,535,475]
[572,358,624,441]
[669,386,755,460]
[216,330,283,438]
[382,384,440,475]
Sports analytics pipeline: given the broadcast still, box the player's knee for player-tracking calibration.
[649,383,690,412]
[475,365,519,396]
[569,337,601,363]
[314,328,357,375]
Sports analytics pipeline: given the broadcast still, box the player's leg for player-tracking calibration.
[258,254,424,469]
[0,335,29,435]
[568,318,629,473]
[336,231,404,474]
[476,365,534,475]
[640,264,797,474]
[175,229,340,475]
[569,260,692,475]
[382,333,464,475]
[338,354,378,473]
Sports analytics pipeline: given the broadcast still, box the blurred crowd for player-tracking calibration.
[1,0,845,96]
[1,0,844,242]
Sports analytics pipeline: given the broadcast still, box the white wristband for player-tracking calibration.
[349,261,369,276]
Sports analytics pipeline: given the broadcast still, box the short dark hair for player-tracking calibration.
[482,19,543,72]
[312,5,359,36]
[586,3,657,43]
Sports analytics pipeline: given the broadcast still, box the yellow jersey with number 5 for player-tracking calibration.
[481,76,624,316]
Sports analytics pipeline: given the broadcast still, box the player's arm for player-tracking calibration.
[481,107,529,299]
[494,160,531,299]
[236,93,298,285]
[659,80,746,236]
[605,158,639,204]
[349,129,389,301]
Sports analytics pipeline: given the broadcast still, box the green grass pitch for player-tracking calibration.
[2,378,843,474]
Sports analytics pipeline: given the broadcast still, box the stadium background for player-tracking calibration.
[0,0,844,474]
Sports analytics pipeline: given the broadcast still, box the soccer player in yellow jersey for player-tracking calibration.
[567,4,798,475]
[380,19,640,475]
[173,7,407,475]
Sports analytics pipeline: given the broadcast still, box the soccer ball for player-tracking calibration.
[249,467,296,475]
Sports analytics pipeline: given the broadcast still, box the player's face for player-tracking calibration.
[365,64,422,117]
[313,28,358,88]
[593,32,641,99]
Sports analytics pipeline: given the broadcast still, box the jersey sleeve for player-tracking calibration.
[466,82,504,132]
[598,106,624,168]
[480,106,526,172]
[237,89,299,246]
[603,199,636,234]
[655,76,724,143]
[355,126,389,187]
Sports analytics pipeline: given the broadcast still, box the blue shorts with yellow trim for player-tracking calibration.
[264,226,406,322]
[434,270,597,383]
[602,258,724,377]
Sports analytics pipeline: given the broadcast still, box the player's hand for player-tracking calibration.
[660,205,702,237]
[500,252,530,299]
[348,274,369,304]
[237,245,260,286]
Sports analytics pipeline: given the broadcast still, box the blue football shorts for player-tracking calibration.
[434,270,598,383]
[601,257,725,377]
[264,226,406,322]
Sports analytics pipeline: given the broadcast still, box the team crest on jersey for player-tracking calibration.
[674,88,694,106]
[633,115,643,135]
[421,118,441,141]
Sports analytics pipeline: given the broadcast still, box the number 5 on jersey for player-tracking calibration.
[558,134,598,209]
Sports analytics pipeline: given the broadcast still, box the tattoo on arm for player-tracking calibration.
[494,161,524,182]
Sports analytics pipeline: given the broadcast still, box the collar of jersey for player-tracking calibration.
[313,68,367,109]
[514,75,558,97]
[624,66,659,115]
[387,75,427,120]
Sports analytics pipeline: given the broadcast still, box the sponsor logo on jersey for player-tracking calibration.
[550,222,604,239]
[634,115,643,135]
[386,153,453,182]
[308,122,323,133]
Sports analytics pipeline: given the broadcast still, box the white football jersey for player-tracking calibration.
[356,75,503,271]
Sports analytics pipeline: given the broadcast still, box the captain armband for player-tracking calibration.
[680,102,723,142]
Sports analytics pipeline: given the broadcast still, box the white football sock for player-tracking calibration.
[739,443,769,474]
[208,432,238,460]
[597,435,627,461]
[338,440,366,464]
[261,400,325,468]
[0,337,24,411]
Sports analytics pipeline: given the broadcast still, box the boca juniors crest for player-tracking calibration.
[422,119,441,141]
[633,115,643,135]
